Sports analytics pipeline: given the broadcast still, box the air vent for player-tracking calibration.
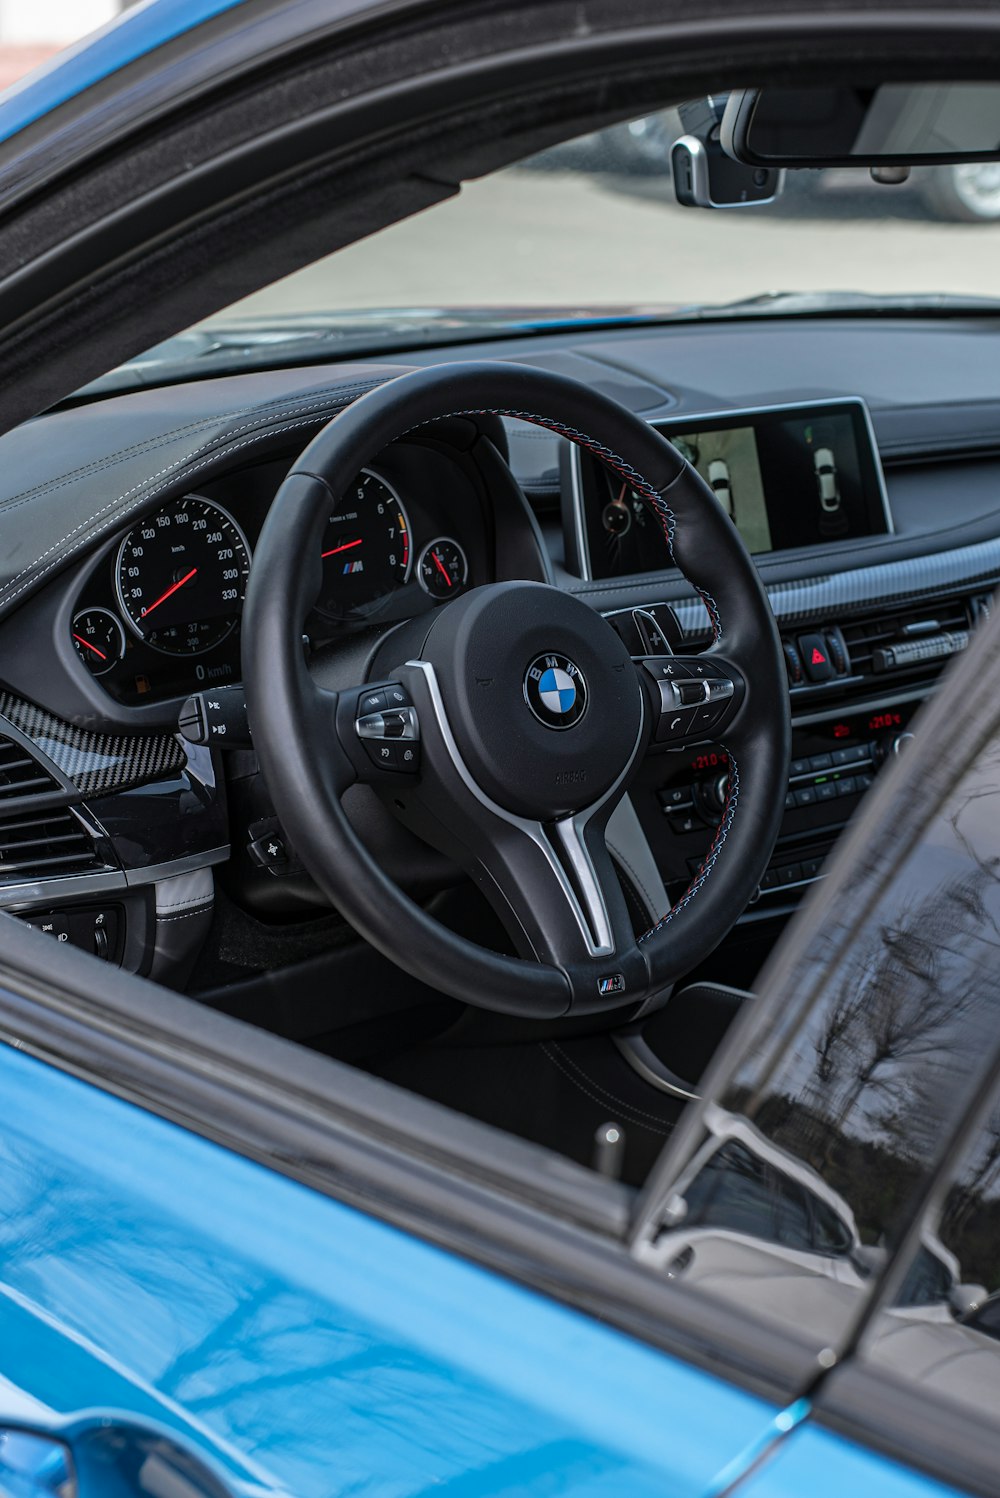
[842,595,976,679]
[0,808,102,881]
[0,732,60,800]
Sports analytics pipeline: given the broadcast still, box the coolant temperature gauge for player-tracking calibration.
[72,607,126,676]
[417,538,468,600]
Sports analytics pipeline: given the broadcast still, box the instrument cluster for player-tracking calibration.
[70,450,480,708]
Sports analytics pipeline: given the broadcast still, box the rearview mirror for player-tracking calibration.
[722,84,1000,168]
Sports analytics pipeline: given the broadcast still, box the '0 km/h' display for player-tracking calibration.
[116,496,252,656]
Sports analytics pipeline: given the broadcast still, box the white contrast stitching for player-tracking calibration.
[0,378,383,521]
[0,401,381,611]
[541,1042,676,1135]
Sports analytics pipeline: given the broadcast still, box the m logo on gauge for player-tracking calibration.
[524,653,589,730]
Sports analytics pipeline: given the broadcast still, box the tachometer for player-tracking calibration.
[116,495,251,656]
[315,470,411,617]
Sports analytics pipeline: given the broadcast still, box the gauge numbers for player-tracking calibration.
[116,496,251,656]
[72,608,126,676]
[316,470,411,617]
[417,537,468,599]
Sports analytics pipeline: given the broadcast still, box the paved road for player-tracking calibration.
[222,167,1000,322]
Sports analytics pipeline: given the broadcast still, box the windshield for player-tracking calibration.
[104,105,1000,387]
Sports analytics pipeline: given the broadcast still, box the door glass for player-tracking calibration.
[854,1090,1000,1422]
[636,713,1000,1358]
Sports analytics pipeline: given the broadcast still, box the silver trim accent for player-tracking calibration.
[0,845,229,911]
[355,706,420,741]
[612,1030,702,1102]
[568,442,592,580]
[406,659,646,959]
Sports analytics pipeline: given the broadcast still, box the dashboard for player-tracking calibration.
[0,316,997,991]
[66,443,494,709]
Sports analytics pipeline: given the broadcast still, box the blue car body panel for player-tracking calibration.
[0,1040,784,1497]
[730,1423,966,1498]
[0,0,250,143]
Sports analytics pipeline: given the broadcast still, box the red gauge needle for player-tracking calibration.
[141,566,198,619]
[431,549,453,588]
[73,633,107,661]
[322,539,363,559]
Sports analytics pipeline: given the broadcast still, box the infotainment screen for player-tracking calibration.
[569,398,892,580]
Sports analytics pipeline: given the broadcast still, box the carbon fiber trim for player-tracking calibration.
[667,535,1000,640]
[0,692,187,796]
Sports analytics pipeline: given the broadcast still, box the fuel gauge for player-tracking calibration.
[72,608,126,676]
[417,538,468,600]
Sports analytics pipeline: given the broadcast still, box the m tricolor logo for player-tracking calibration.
[524,653,589,730]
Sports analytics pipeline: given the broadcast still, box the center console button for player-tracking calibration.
[809,752,833,771]
[797,633,836,683]
[832,744,868,767]
[659,785,694,810]
[835,776,857,797]
[815,781,838,802]
[794,786,817,807]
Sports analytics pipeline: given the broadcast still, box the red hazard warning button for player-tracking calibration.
[798,633,836,683]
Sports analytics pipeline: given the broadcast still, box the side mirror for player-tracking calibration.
[0,1417,240,1498]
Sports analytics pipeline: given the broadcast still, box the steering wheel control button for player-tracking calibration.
[798,632,837,683]
[641,657,694,682]
[359,688,388,715]
[658,706,697,742]
[523,654,589,731]
[355,689,421,774]
[356,706,420,740]
[366,741,401,771]
[178,684,252,746]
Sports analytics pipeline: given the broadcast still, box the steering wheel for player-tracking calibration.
[242,363,790,1019]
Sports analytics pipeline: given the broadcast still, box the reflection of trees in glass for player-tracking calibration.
[748,856,1000,1248]
[937,1105,1000,1290]
[795,871,989,1151]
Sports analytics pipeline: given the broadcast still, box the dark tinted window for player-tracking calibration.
[857,1098,1000,1421]
[637,652,1000,1360]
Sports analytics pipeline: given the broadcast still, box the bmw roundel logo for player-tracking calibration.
[524,653,588,730]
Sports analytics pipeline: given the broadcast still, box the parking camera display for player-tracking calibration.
[671,426,773,553]
[577,399,890,578]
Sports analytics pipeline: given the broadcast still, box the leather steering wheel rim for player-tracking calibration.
[242,362,790,1018]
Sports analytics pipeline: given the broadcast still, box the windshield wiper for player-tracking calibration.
[696,289,1000,317]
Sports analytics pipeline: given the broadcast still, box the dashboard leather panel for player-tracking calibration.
[0,363,410,623]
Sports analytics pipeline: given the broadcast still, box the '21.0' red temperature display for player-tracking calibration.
[868,711,904,732]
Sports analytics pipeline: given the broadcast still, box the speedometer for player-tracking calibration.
[116,495,251,656]
[315,470,412,618]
